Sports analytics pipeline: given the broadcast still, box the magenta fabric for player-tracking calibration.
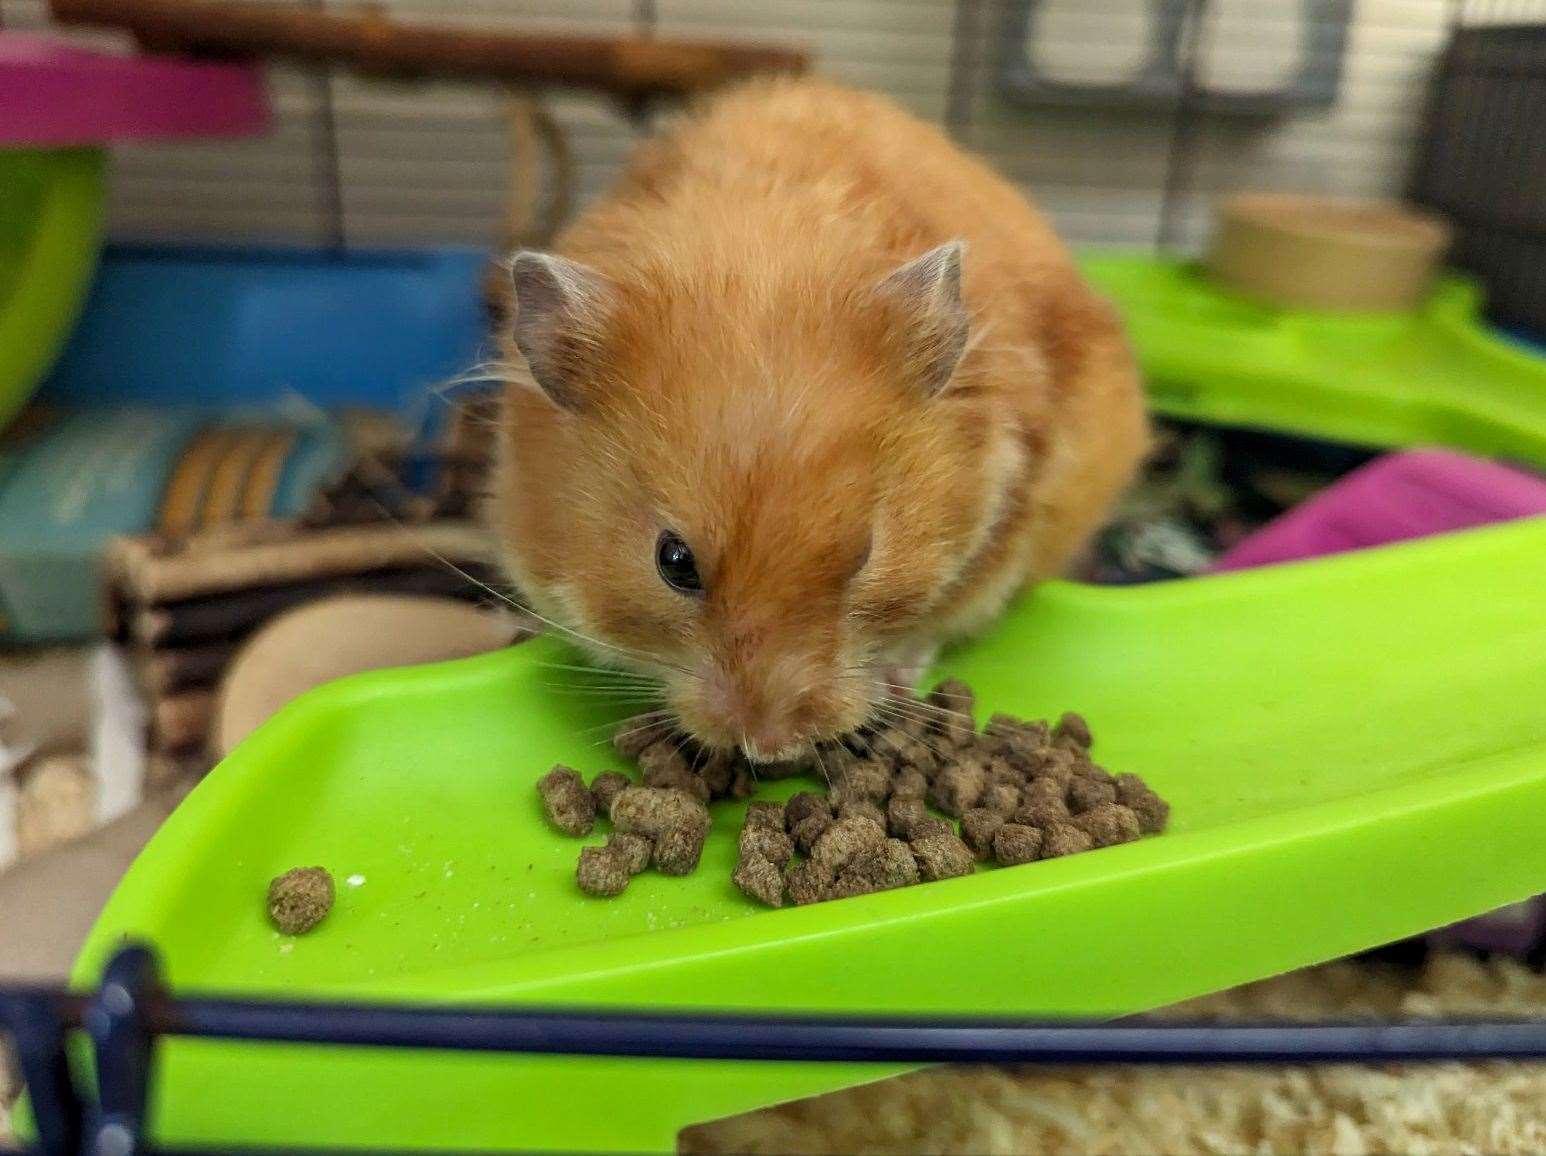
[1211,448,1546,572]
[0,32,267,147]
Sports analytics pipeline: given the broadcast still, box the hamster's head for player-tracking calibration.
[493,240,1015,761]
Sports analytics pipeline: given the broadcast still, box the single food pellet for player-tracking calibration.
[1074,760,1117,786]
[785,858,835,905]
[992,823,1044,866]
[740,824,795,868]
[784,792,831,829]
[1014,798,1071,828]
[1053,711,1093,751]
[978,780,1022,816]
[734,855,786,907]
[909,815,956,842]
[886,796,929,840]
[841,759,895,803]
[891,767,928,800]
[577,846,631,897]
[744,801,786,830]
[910,832,976,881]
[1041,822,1095,859]
[637,739,691,780]
[810,815,887,873]
[590,770,631,814]
[267,867,334,935]
[695,748,739,799]
[790,812,832,856]
[609,786,705,839]
[653,816,711,876]
[608,832,653,875]
[831,839,920,897]
[1072,802,1142,848]
[538,766,596,836]
[927,757,986,817]
[1115,773,1171,834]
[729,766,758,799]
[960,808,1007,859]
[613,718,664,760]
[1067,776,1118,814]
[837,798,888,829]
[640,759,712,803]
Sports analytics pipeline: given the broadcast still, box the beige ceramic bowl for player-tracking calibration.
[1208,193,1452,312]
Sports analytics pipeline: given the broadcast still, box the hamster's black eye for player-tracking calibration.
[656,531,702,594]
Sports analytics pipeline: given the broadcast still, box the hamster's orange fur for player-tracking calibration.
[493,77,1147,759]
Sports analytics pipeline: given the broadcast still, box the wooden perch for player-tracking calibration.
[49,0,809,98]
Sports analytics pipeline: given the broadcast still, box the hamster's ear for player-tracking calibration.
[874,241,969,397]
[507,250,611,411]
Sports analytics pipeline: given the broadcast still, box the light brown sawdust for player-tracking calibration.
[680,954,1546,1155]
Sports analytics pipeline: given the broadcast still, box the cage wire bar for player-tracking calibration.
[4,945,1546,1155]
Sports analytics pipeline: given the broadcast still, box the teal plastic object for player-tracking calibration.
[70,513,1546,1151]
[1079,253,1546,467]
[0,149,106,432]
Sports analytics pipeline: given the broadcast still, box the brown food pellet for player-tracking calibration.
[538,766,596,836]
[744,801,786,830]
[790,812,832,856]
[840,758,895,803]
[589,771,631,814]
[1074,759,1117,786]
[640,758,711,803]
[984,713,1049,757]
[653,816,711,876]
[694,748,738,799]
[636,739,689,779]
[785,858,835,905]
[267,867,333,935]
[886,795,929,840]
[608,832,652,875]
[733,855,786,907]
[910,832,975,881]
[978,780,1022,816]
[1032,748,1080,783]
[1115,773,1171,834]
[739,824,794,868]
[784,791,831,830]
[729,766,758,799]
[830,839,920,897]
[1073,802,1142,848]
[890,767,928,800]
[1041,822,1095,858]
[992,823,1044,866]
[959,808,1007,859]
[1014,798,1071,828]
[910,815,955,842]
[576,846,631,897]
[609,786,705,839]
[810,815,886,873]
[1067,776,1118,814]
[837,798,888,829]
[927,757,986,817]
[1053,710,1093,751]
[927,678,975,720]
[612,717,664,760]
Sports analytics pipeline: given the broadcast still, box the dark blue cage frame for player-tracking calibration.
[4,946,1546,1155]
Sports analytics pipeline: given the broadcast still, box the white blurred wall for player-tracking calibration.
[4,0,1455,250]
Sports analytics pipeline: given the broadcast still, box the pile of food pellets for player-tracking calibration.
[537,679,1170,907]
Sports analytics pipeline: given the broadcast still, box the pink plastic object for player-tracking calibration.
[1211,448,1546,572]
[0,32,267,147]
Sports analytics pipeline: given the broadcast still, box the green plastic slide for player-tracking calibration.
[0,149,106,431]
[1080,253,1546,467]
[71,509,1546,1151]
